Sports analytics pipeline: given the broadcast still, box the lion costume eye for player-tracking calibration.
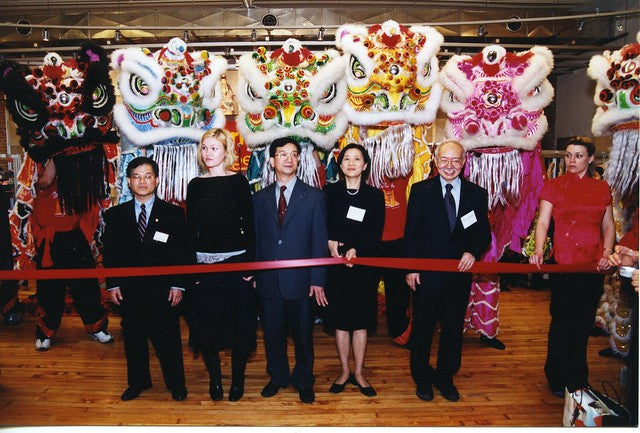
[350,55,366,79]
[320,83,337,103]
[129,74,150,97]
[246,83,260,101]
[14,99,39,123]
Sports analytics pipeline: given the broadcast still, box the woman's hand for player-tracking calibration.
[328,240,343,258]
[596,255,611,272]
[344,248,356,268]
[529,251,544,269]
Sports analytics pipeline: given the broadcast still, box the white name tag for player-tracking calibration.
[460,210,477,229]
[346,206,366,222]
[153,231,169,243]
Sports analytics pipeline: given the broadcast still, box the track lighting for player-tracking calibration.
[577,20,585,32]
[183,29,189,42]
[42,28,50,42]
[317,27,324,41]
[251,28,257,42]
[477,24,487,37]
[115,29,121,42]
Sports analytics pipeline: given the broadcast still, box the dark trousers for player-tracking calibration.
[545,273,603,392]
[120,284,185,391]
[260,296,315,389]
[0,280,19,316]
[410,272,471,387]
[35,229,106,338]
[621,276,638,426]
[380,239,411,339]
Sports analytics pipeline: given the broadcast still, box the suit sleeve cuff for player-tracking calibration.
[170,286,185,292]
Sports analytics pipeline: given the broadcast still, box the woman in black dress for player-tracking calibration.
[186,128,257,402]
[323,143,385,397]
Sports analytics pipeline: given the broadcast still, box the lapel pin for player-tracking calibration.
[155,219,158,222]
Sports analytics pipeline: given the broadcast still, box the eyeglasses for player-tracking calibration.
[436,157,464,168]
[274,152,300,160]
[130,173,156,181]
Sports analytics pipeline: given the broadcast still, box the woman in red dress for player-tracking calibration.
[530,136,615,397]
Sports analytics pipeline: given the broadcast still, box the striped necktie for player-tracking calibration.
[138,203,147,241]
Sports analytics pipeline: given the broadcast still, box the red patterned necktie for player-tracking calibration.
[278,185,287,226]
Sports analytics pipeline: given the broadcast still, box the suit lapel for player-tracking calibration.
[261,183,279,225]
[431,175,451,234]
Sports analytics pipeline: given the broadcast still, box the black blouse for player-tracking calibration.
[186,173,255,260]
[323,181,385,257]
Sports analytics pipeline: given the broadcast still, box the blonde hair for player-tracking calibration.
[197,128,237,173]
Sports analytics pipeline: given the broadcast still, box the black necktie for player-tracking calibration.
[444,184,456,232]
[138,203,147,241]
[278,185,287,226]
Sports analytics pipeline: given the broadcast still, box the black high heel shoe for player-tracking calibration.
[350,374,377,397]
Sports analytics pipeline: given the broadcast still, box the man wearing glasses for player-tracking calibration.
[252,137,328,404]
[404,140,491,403]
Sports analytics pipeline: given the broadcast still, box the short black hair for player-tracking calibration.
[564,135,595,156]
[269,137,301,157]
[126,156,159,178]
[337,143,372,180]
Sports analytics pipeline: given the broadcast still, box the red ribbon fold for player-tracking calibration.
[0,257,609,281]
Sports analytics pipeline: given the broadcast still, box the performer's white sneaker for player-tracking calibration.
[89,330,114,344]
[35,338,51,351]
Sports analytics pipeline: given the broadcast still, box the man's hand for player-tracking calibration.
[109,288,123,305]
[344,248,356,268]
[458,252,476,272]
[608,245,639,267]
[309,285,328,306]
[168,289,183,307]
[406,273,420,291]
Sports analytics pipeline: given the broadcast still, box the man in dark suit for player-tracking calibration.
[102,156,190,402]
[404,139,491,403]
[253,137,328,404]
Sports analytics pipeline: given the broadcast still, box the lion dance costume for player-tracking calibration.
[440,45,554,341]
[111,37,227,203]
[0,44,118,346]
[589,32,639,358]
[236,38,348,189]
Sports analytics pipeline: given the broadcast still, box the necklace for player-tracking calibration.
[346,188,359,196]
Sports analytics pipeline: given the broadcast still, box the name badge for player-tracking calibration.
[153,231,169,243]
[346,206,366,222]
[460,210,477,229]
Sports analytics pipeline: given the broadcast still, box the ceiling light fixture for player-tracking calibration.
[42,28,50,41]
[183,29,189,42]
[577,20,585,32]
[251,28,257,42]
[477,24,487,37]
[115,29,122,42]
[317,27,325,41]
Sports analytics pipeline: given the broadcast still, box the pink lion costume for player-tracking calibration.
[440,45,554,342]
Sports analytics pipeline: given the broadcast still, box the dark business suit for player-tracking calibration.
[253,179,327,389]
[404,175,490,388]
[102,197,190,392]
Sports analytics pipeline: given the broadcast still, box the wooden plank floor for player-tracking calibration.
[0,287,626,426]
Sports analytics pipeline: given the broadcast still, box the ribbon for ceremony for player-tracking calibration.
[0,257,614,281]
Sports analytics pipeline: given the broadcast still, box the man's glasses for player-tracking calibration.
[274,152,300,160]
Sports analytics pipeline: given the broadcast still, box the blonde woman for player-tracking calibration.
[186,128,257,402]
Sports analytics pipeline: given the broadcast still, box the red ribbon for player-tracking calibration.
[0,257,609,281]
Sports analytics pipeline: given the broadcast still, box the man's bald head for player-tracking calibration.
[435,140,465,159]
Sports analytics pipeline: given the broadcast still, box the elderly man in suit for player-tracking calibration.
[102,156,190,402]
[404,139,491,403]
[253,137,328,404]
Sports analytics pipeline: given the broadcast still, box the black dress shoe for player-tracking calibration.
[349,374,377,397]
[549,385,565,398]
[416,385,434,401]
[209,379,223,401]
[121,385,150,401]
[328,375,350,394]
[228,384,244,402]
[434,382,460,402]
[480,335,506,350]
[261,381,284,398]
[171,386,188,401]
[298,387,315,404]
